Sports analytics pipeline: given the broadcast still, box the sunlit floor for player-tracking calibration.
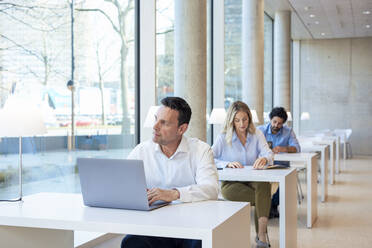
[263,156,372,248]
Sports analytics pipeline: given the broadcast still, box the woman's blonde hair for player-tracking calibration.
[222,101,256,146]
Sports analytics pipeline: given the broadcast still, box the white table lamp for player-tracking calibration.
[143,106,160,128]
[0,96,47,201]
[287,111,292,121]
[301,112,310,120]
[209,108,226,124]
[251,109,259,123]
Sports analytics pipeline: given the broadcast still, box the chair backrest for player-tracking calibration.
[345,129,352,141]
[333,129,352,142]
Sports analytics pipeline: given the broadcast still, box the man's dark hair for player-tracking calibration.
[161,97,192,126]
[269,107,288,123]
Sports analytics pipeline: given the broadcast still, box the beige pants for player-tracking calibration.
[221,181,271,233]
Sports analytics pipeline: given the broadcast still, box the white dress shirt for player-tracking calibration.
[128,135,219,202]
[212,129,274,168]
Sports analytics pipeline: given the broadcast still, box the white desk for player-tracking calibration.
[300,143,329,201]
[0,193,251,248]
[274,152,318,229]
[218,167,297,248]
[300,136,336,184]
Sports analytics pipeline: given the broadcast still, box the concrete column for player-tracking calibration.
[174,0,207,141]
[274,11,291,110]
[242,0,264,124]
[292,40,301,135]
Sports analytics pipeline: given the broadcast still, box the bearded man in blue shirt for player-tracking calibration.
[258,107,301,218]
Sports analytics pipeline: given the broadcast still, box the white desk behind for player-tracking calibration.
[0,193,251,248]
[219,167,297,248]
[274,152,318,229]
[300,143,330,201]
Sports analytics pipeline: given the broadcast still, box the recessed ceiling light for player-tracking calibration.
[309,14,316,18]
[321,32,325,36]
[366,24,371,28]
[363,10,371,15]
[315,21,320,24]
[304,6,311,11]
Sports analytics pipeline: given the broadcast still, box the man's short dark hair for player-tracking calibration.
[269,107,288,123]
[161,97,192,126]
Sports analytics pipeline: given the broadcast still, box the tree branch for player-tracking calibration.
[0,34,43,61]
[76,8,120,35]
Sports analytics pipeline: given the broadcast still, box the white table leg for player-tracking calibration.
[343,134,346,160]
[336,137,340,174]
[306,156,318,228]
[329,143,335,184]
[320,147,328,202]
[279,169,297,248]
[209,203,250,248]
[0,226,73,248]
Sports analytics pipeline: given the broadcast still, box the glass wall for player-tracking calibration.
[0,0,136,199]
[224,0,242,108]
[0,1,273,200]
[156,0,175,104]
[224,0,273,112]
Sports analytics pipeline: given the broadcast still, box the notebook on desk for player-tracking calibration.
[77,158,168,211]
[265,160,290,169]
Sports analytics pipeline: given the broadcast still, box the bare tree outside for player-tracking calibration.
[77,0,134,134]
[0,1,70,91]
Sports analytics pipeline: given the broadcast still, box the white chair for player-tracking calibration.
[334,129,353,159]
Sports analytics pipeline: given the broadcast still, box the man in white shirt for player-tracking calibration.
[121,97,219,248]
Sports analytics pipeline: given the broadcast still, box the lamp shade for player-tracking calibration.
[143,106,160,128]
[0,96,46,137]
[251,109,259,123]
[286,111,292,121]
[209,108,226,124]
[301,112,310,120]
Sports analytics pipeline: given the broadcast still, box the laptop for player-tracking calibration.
[77,158,168,211]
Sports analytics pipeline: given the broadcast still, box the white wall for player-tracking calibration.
[298,37,372,155]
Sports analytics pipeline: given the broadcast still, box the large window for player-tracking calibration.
[0,0,136,200]
[224,0,242,107]
[156,0,174,104]
[224,0,273,112]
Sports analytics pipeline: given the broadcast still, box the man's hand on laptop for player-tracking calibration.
[147,188,180,205]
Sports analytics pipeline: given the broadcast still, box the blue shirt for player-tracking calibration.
[257,123,301,152]
[212,129,274,169]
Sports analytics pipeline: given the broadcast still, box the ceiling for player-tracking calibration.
[265,0,372,40]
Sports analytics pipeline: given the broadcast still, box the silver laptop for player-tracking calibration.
[77,158,168,211]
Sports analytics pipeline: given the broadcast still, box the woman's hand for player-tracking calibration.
[253,157,268,169]
[226,161,244,168]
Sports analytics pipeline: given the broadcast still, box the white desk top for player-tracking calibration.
[299,136,336,144]
[218,166,296,182]
[300,142,328,152]
[275,152,317,162]
[0,193,249,239]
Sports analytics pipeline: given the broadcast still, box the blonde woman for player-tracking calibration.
[212,101,273,248]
